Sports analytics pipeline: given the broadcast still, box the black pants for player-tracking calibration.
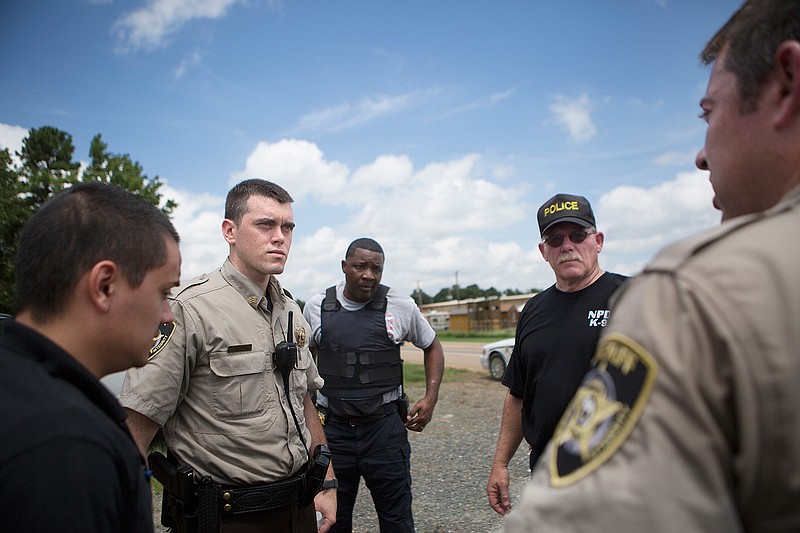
[325,413,414,533]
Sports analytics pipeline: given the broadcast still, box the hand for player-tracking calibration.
[487,464,512,516]
[314,487,337,532]
[405,394,436,432]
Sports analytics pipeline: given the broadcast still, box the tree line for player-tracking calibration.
[412,284,541,305]
[0,126,177,314]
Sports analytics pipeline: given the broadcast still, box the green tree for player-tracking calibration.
[0,127,179,314]
[17,126,81,210]
[0,149,26,312]
[432,287,454,303]
[83,134,176,216]
[410,288,432,305]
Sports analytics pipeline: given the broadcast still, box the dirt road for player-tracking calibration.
[402,341,486,371]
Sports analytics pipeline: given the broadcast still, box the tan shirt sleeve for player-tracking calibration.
[506,271,744,533]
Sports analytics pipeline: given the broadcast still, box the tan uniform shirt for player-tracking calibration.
[120,260,323,487]
[506,186,800,533]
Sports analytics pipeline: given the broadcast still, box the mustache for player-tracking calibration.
[557,253,583,264]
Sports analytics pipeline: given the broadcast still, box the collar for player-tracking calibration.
[0,319,128,425]
[221,258,286,312]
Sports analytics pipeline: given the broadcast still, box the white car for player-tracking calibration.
[480,337,514,381]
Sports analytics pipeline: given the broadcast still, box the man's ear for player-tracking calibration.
[773,40,800,129]
[341,260,347,273]
[538,242,547,261]
[86,260,118,313]
[222,219,236,245]
[595,231,605,253]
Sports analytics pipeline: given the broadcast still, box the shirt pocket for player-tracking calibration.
[208,350,269,420]
[288,347,313,411]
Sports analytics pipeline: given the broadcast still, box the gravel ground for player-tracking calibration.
[347,375,530,533]
[153,372,531,532]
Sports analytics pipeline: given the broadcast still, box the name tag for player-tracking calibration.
[227,344,253,353]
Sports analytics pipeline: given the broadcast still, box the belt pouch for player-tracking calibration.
[197,477,221,533]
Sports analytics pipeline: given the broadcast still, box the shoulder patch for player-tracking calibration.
[149,321,176,360]
[549,332,658,487]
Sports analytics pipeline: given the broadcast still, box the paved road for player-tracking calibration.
[402,341,486,371]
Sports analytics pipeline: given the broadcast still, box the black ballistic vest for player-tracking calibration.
[317,285,402,418]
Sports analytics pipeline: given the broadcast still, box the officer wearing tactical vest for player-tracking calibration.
[303,237,445,533]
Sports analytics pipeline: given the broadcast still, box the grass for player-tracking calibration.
[404,362,477,386]
[434,330,514,343]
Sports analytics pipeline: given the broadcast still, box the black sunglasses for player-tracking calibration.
[542,229,596,248]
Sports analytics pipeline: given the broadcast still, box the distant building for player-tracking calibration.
[419,293,537,333]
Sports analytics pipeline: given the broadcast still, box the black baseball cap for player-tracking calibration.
[537,193,596,236]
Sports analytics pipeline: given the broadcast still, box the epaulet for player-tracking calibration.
[645,212,760,274]
[283,288,294,300]
[173,274,210,297]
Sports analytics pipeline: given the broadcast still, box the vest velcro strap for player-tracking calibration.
[358,349,400,365]
[318,351,357,366]
[360,365,402,384]
[318,363,356,378]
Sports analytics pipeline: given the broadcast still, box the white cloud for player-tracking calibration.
[161,184,228,280]
[0,123,28,152]
[346,154,528,238]
[229,139,350,202]
[550,93,597,142]
[112,0,245,53]
[291,89,438,134]
[490,88,516,103]
[174,49,203,78]
[596,169,718,275]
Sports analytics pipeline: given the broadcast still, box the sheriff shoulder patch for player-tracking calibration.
[149,321,176,360]
[549,332,658,487]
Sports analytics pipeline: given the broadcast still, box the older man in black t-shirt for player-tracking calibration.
[487,193,627,516]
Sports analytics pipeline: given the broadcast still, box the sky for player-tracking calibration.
[1,0,741,303]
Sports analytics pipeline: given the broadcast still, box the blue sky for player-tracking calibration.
[1,0,739,302]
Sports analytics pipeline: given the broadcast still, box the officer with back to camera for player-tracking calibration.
[506,1,800,531]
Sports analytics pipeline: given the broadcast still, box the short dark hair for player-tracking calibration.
[14,182,180,322]
[702,0,800,112]
[225,179,293,225]
[345,238,384,259]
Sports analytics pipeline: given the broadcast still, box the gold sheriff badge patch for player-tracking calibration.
[549,332,658,487]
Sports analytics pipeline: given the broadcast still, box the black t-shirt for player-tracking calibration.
[503,272,627,468]
[0,320,153,532]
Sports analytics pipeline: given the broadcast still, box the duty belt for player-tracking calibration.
[321,401,399,427]
[220,474,304,516]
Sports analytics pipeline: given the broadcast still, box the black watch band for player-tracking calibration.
[322,479,338,491]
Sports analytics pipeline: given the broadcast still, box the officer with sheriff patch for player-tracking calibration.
[505,1,800,531]
[120,179,337,532]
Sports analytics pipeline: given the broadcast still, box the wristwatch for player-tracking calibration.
[322,479,338,491]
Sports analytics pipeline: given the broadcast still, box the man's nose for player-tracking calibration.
[695,148,709,171]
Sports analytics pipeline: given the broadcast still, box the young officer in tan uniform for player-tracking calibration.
[505,2,800,532]
[120,180,337,532]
